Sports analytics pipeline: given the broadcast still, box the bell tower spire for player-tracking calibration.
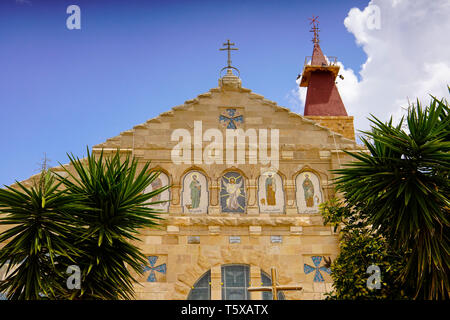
[299,17,355,140]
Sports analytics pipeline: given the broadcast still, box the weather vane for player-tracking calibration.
[309,16,320,44]
[219,39,240,77]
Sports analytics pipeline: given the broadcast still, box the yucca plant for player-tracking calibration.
[334,91,450,299]
[57,148,168,299]
[0,170,83,300]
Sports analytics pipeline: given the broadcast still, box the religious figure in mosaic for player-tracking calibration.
[144,172,170,212]
[151,177,162,204]
[182,171,208,213]
[223,177,242,210]
[265,174,276,206]
[258,172,284,213]
[220,172,245,213]
[302,174,315,207]
[296,171,323,214]
[189,174,201,209]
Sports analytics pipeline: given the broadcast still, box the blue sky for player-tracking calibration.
[1,0,370,186]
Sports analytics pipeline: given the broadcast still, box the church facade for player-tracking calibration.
[4,38,363,300]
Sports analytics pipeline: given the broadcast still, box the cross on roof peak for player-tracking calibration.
[309,15,320,44]
[219,39,240,77]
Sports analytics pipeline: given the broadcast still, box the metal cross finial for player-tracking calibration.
[219,39,240,77]
[220,39,238,69]
[309,15,320,44]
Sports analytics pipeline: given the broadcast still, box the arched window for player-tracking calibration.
[187,265,287,300]
[221,264,250,300]
[187,270,211,300]
[261,270,286,300]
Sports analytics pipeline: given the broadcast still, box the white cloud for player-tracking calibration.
[291,0,450,139]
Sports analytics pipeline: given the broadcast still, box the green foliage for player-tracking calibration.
[0,148,168,299]
[0,171,83,299]
[320,199,412,299]
[330,90,450,299]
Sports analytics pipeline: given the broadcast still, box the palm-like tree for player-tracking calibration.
[57,149,168,299]
[0,148,168,300]
[0,171,82,299]
[334,93,449,299]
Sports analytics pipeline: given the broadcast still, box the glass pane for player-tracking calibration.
[187,270,211,300]
[195,271,210,288]
[261,270,285,300]
[221,265,250,300]
[261,272,272,300]
[225,288,246,300]
[189,288,209,300]
[226,270,244,287]
[223,265,248,287]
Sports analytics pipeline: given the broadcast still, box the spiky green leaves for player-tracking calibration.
[56,148,168,300]
[0,148,168,300]
[333,91,450,299]
[0,171,83,299]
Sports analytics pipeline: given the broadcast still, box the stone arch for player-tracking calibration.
[187,269,211,300]
[218,166,249,181]
[178,166,210,186]
[174,246,294,300]
[145,166,171,211]
[293,165,328,180]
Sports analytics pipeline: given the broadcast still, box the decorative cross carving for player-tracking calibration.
[143,256,166,282]
[304,256,331,282]
[247,267,302,300]
[219,109,243,129]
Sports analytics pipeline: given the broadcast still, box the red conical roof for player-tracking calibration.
[303,43,348,116]
[311,43,328,66]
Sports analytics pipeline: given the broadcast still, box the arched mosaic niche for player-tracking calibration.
[144,170,170,212]
[181,170,209,214]
[257,171,285,214]
[295,170,323,214]
[220,171,246,213]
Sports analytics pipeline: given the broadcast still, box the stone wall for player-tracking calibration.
[305,116,355,140]
[2,73,364,300]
